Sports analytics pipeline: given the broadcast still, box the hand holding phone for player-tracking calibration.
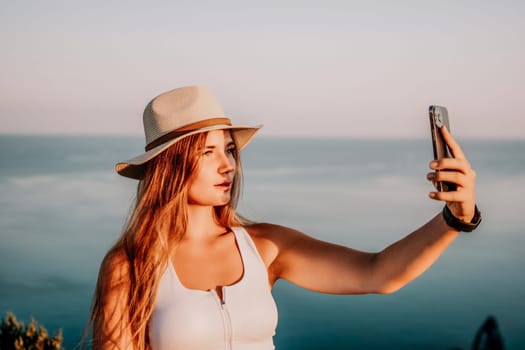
[429,105,457,192]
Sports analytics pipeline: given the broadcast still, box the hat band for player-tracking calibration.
[145,117,232,151]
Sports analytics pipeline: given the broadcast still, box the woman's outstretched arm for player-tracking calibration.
[248,125,477,294]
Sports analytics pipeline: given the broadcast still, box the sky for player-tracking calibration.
[1,0,524,139]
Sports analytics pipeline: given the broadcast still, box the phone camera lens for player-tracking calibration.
[435,115,443,128]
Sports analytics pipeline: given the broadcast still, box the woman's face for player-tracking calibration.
[187,130,237,207]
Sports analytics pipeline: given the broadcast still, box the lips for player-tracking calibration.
[215,180,232,189]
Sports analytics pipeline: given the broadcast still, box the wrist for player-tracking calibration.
[442,205,482,233]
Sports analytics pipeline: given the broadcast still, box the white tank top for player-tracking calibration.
[149,226,278,350]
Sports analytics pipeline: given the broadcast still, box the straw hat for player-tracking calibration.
[116,86,262,179]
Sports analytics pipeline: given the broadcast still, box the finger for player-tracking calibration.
[426,174,438,190]
[428,190,469,202]
[430,158,472,175]
[428,171,468,188]
[440,125,466,160]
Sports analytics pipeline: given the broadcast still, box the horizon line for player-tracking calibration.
[0,132,523,142]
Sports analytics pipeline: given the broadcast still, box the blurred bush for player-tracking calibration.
[0,312,63,350]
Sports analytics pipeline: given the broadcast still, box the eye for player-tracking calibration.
[226,146,237,155]
[203,150,213,156]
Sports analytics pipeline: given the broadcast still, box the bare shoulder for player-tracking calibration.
[245,222,304,243]
[244,223,307,267]
[94,246,133,345]
[98,246,131,293]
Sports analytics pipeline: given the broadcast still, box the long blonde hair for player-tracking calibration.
[84,131,248,349]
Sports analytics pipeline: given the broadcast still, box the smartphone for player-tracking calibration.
[429,105,456,192]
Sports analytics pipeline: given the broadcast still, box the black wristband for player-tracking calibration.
[442,205,482,233]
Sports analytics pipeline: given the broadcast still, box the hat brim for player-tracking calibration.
[115,124,262,179]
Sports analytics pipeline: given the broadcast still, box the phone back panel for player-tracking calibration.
[429,105,456,192]
[429,105,452,160]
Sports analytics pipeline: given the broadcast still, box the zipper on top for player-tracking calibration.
[213,287,233,350]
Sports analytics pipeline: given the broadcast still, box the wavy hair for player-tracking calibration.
[83,131,249,349]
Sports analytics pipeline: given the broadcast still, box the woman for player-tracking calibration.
[87,86,481,350]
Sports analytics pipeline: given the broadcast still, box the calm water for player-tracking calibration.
[1,135,524,349]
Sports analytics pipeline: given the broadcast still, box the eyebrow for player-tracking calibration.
[204,141,236,149]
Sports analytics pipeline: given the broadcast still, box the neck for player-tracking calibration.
[185,204,226,241]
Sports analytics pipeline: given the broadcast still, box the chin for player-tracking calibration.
[216,197,232,206]
[188,190,232,206]
[201,196,231,207]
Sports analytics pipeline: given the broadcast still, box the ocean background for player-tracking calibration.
[1,134,524,349]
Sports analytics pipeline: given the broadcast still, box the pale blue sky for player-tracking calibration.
[1,0,523,138]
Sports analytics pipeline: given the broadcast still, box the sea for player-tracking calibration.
[1,134,524,350]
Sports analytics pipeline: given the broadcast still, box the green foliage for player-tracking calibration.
[0,312,64,350]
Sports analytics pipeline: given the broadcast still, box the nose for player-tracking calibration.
[218,151,235,174]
